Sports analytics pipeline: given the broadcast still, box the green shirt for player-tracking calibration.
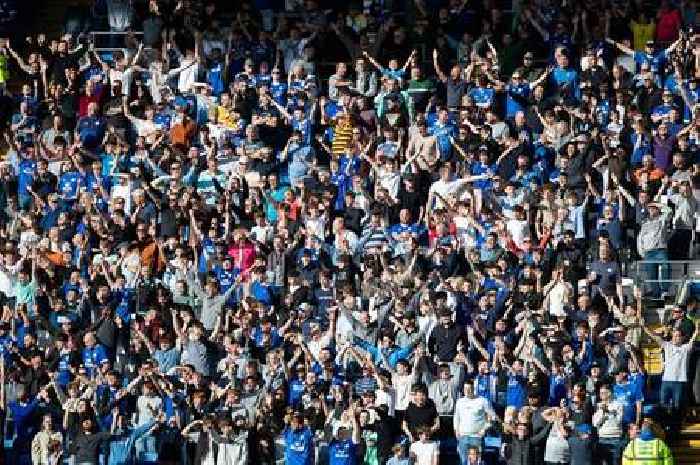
[0,54,8,84]
[14,279,37,313]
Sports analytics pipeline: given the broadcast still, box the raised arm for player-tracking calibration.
[6,42,32,74]
[433,49,447,82]
[606,38,634,56]
[362,50,383,71]
[524,10,550,41]
[530,66,553,89]
[268,94,293,120]
[665,37,684,56]
[641,320,665,346]
[467,326,490,361]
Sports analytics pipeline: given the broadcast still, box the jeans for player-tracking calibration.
[597,437,623,465]
[661,380,685,411]
[457,435,482,465]
[643,249,670,297]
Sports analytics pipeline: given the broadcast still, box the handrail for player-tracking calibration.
[629,260,700,286]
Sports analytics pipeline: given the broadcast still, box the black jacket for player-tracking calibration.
[505,423,551,465]
[68,431,112,464]
[428,323,465,362]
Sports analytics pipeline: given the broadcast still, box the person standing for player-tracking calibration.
[643,320,700,418]
[636,202,671,298]
[283,411,315,465]
[621,419,673,465]
[453,383,498,464]
[593,384,625,465]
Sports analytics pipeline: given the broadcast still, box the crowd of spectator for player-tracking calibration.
[0,1,699,465]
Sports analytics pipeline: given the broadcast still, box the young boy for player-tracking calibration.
[387,443,411,465]
[409,426,439,465]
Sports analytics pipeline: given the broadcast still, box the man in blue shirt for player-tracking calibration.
[76,102,106,150]
[354,327,425,370]
[550,50,579,104]
[328,406,361,465]
[489,67,551,120]
[82,331,110,377]
[429,107,457,161]
[284,411,315,465]
[607,37,683,81]
[388,208,423,242]
[467,77,495,109]
[9,386,48,463]
[58,158,82,204]
[249,266,273,306]
[16,143,37,210]
[285,130,316,186]
[651,88,677,125]
[263,173,289,223]
[269,68,288,106]
[613,368,643,427]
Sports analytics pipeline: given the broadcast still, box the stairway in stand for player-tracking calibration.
[672,413,700,465]
[641,309,700,464]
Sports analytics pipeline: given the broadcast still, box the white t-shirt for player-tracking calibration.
[375,386,396,417]
[429,179,462,210]
[0,265,18,298]
[393,373,415,411]
[662,341,693,382]
[410,440,439,465]
[453,396,492,436]
[548,281,572,317]
[377,168,401,199]
[506,219,530,249]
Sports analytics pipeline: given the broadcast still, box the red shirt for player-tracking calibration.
[656,8,682,42]
[228,240,256,274]
[78,88,104,118]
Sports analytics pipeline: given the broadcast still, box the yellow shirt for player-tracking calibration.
[215,105,239,129]
[0,54,8,84]
[631,21,656,51]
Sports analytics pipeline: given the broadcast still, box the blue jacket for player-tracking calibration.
[353,336,414,369]
[9,398,40,450]
[108,419,156,465]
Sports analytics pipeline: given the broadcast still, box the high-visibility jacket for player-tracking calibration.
[622,437,674,465]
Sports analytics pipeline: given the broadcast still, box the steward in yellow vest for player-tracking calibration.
[622,423,673,465]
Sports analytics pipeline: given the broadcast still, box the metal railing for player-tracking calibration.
[628,260,700,284]
[628,260,700,308]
